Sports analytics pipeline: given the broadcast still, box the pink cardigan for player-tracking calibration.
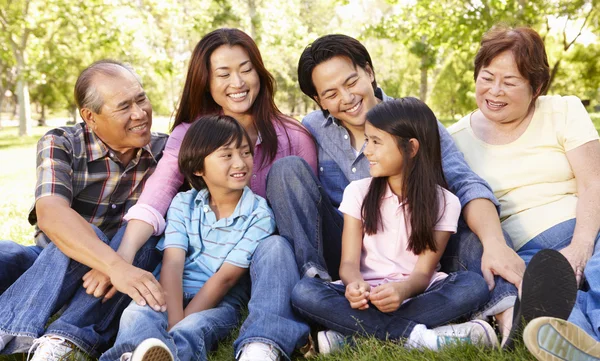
[124,120,317,234]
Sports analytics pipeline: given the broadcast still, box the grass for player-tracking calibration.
[1,115,599,361]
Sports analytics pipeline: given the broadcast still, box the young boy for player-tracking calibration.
[100,115,276,361]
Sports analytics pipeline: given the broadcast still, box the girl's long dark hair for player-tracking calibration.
[362,97,448,254]
[172,28,308,169]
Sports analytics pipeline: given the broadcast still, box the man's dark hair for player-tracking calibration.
[297,34,377,102]
[178,114,253,191]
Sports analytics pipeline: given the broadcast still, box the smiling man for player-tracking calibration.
[265,34,529,352]
[0,60,168,360]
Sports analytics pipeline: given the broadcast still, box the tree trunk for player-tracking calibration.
[38,103,47,126]
[69,105,77,124]
[16,77,31,136]
[546,59,561,94]
[420,54,428,102]
[247,0,257,39]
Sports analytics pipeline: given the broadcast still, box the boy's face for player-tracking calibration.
[195,139,253,195]
[311,56,379,131]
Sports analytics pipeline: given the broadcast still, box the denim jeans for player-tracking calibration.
[233,236,310,360]
[0,224,160,357]
[516,218,600,342]
[291,271,490,339]
[0,241,42,294]
[266,156,343,281]
[100,283,249,361]
[441,225,519,318]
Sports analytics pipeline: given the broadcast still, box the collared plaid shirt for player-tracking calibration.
[29,122,168,247]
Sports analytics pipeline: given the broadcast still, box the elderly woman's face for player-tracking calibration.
[475,50,534,125]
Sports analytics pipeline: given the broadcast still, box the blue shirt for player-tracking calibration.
[302,88,499,212]
[155,186,275,294]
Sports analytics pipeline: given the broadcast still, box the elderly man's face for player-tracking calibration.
[89,69,152,161]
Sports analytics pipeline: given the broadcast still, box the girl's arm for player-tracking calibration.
[184,263,246,316]
[370,230,452,313]
[160,247,186,330]
[339,213,371,310]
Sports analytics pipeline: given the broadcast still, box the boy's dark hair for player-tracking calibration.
[297,34,377,103]
[362,98,447,255]
[178,115,253,190]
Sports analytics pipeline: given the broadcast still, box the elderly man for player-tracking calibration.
[0,60,168,360]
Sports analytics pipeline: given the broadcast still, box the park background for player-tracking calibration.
[0,0,599,360]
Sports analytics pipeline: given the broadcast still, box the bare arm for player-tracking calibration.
[36,196,165,310]
[160,248,186,330]
[339,214,371,310]
[370,230,451,313]
[562,141,600,285]
[462,199,525,290]
[184,263,247,316]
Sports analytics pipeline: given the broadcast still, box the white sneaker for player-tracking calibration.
[131,338,173,361]
[317,330,346,354]
[237,342,280,361]
[433,320,499,349]
[27,335,79,361]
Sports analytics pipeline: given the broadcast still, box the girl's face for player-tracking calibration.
[195,138,254,194]
[209,45,261,118]
[475,50,534,125]
[363,122,405,178]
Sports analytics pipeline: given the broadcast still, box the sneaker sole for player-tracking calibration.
[504,249,577,350]
[524,317,600,361]
[140,346,172,361]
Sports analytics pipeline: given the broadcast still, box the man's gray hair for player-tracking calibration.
[74,59,142,115]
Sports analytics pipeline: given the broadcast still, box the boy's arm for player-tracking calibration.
[184,263,246,316]
[160,247,186,330]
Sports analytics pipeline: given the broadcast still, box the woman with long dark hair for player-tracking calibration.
[83,28,315,361]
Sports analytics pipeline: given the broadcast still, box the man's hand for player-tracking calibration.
[370,282,408,313]
[481,241,525,291]
[82,269,112,298]
[108,261,166,312]
[560,242,594,287]
[345,281,371,310]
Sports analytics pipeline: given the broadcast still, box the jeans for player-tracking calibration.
[100,284,249,361]
[266,156,343,281]
[0,224,161,357]
[441,225,519,318]
[0,242,42,294]
[291,271,490,339]
[233,236,310,360]
[516,218,600,342]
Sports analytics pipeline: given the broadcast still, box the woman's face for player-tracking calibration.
[209,45,261,118]
[475,50,534,125]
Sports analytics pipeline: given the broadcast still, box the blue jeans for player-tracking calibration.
[291,272,489,339]
[233,236,310,360]
[100,284,249,361]
[516,218,600,342]
[266,156,343,281]
[441,225,519,317]
[0,241,42,294]
[0,224,160,357]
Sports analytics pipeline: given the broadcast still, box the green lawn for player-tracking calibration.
[1,115,599,361]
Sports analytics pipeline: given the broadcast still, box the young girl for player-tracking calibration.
[291,98,496,353]
[100,115,276,361]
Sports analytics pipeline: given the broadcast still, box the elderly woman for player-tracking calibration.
[448,25,600,356]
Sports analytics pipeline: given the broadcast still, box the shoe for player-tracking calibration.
[131,338,173,361]
[504,249,577,350]
[434,320,500,349]
[317,330,346,354]
[238,342,280,361]
[523,317,600,361]
[0,334,13,351]
[27,335,81,361]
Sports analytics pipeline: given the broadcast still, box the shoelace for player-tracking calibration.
[27,336,71,361]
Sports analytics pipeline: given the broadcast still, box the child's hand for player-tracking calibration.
[82,269,112,298]
[345,281,371,310]
[370,282,408,313]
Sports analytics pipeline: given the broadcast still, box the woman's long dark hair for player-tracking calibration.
[362,97,448,254]
[172,28,307,169]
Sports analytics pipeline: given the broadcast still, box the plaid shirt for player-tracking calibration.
[29,123,168,247]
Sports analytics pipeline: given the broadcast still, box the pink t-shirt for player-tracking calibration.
[125,119,317,234]
[338,178,461,289]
